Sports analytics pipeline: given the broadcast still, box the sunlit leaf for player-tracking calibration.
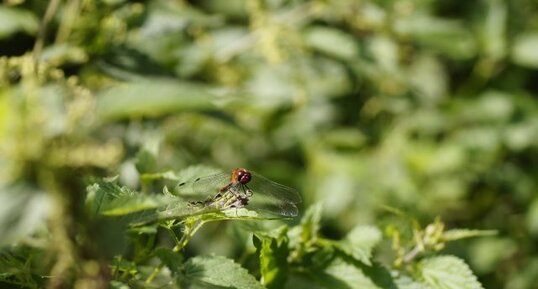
[253,229,289,289]
[419,256,484,289]
[336,225,382,265]
[511,33,538,68]
[304,26,359,61]
[0,6,38,39]
[314,257,383,289]
[184,255,264,289]
[468,238,517,273]
[478,0,507,59]
[394,15,476,59]
[96,79,217,120]
[442,229,497,241]
[395,275,432,289]
[86,178,160,217]
[288,203,323,247]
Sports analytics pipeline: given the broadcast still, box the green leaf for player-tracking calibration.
[304,26,359,61]
[335,225,382,265]
[0,246,41,288]
[0,6,38,39]
[111,257,138,278]
[101,195,161,216]
[394,15,476,59]
[184,255,264,289]
[478,0,507,59]
[526,198,538,236]
[85,179,160,217]
[442,229,497,241]
[315,257,382,289]
[419,256,484,289]
[300,203,323,242]
[40,44,88,66]
[284,273,325,289]
[154,247,184,274]
[140,165,222,187]
[511,33,538,68]
[134,135,162,174]
[110,280,131,289]
[468,238,517,273]
[0,185,52,246]
[253,229,289,289]
[96,79,217,120]
[395,275,432,289]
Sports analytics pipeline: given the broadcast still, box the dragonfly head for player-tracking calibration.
[233,168,252,184]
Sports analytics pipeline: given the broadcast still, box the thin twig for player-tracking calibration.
[145,220,206,285]
[33,0,61,64]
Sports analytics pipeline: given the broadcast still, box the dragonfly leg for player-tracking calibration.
[244,185,253,198]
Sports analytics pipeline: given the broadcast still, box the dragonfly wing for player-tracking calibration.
[246,172,301,217]
[156,201,217,220]
[130,200,219,225]
[246,197,299,217]
[175,172,230,198]
[249,172,301,203]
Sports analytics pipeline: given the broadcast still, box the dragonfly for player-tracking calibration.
[177,168,301,217]
[125,168,301,226]
[131,168,301,225]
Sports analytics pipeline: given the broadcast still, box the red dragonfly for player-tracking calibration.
[174,168,301,218]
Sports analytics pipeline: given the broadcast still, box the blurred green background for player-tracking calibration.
[1,0,538,288]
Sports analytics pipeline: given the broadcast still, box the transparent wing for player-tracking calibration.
[249,171,301,203]
[129,199,220,226]
[245,172,301,217]
[174,172,230,198]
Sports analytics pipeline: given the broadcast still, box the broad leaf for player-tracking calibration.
[154,247,184,274]
[336,225,382,265]
[419,256,484,289]
[304,26,359,61]
[395,275,432,289]
[394,15,476,59]
[314,257,382,289]
[253,229,289,289]
[96,79,217,120]
[86,178,160,217]
[0,7,38,39]
[299,203,323,242]
[184,255,264,289]
[511,33,538,68]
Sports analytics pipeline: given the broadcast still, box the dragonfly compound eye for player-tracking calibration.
[237,169,251,184]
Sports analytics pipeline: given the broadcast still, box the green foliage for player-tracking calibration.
[0,6,38,38]
[419,256,483,289]
[1,0,537,288]
[97,80,217,120]
[253,228,289,289]
[184,255,265,289]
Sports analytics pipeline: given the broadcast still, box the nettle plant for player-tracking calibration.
[85,166,494,289]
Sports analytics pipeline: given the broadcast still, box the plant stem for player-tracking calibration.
[145,219,205,285]
[33,0,61,62]
[402,244,423,264]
